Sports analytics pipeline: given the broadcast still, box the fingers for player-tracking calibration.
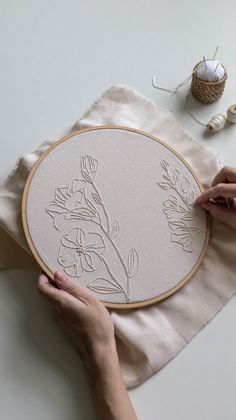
[201,202,236,228]
[195,183,236,204]
[195,167,236,204]
[38,271,97,309]
[37,273,78,308]
[38,273,63,303]
[53,271,95,305]
[211,166,236,187]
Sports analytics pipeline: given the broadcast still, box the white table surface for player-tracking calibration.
[1,1,236,419]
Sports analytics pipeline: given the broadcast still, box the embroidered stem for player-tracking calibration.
[90,220,130,298]
[91,182,111,235]
[101,256,128,302]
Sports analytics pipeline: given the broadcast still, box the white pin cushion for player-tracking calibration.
[22,126,210,309]
[196,60,225,82]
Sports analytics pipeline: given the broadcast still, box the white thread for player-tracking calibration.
[226,105,236,123]
[184,92,207,127]
[207,114,226,132]
[152,74,215,129]
[152,75,192,94]
[152,75,206,124]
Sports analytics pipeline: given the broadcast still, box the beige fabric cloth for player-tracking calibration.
[0,84,236,389]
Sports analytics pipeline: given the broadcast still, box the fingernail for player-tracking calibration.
[54,271,65,282]
[195,196,202,204]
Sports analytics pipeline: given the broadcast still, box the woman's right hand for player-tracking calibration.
[195,166,236,229]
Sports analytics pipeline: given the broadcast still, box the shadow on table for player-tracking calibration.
[1,269,95,420]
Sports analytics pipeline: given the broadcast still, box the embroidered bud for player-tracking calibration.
[81,155,98,183]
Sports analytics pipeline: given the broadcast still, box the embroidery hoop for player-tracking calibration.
[22,126,210,309]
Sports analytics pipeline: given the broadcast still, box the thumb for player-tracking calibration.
[201,202,236,228]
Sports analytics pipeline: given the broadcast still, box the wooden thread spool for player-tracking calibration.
[207,114,226,133]
[226,104,236,123]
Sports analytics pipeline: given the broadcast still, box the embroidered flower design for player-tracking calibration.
[168,221,202,252]
[58,227,105,277]
[64,179,86,211]
[46,179,96,229]
[163,195,186,219]
[157,160,206,252]
[46,154,140,302]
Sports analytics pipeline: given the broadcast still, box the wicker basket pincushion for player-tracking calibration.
[191,62,227,104]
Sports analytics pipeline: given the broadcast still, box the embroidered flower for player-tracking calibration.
[157,160,205,252]
[65,179,86,211]
[168,221,202,252]
[46,179,96,229]
[80,155,98,183]
[163,194,190,220]
[58,227,105,277]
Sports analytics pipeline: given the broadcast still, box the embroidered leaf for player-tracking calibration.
[169,194,178,205]
[186,189,195,205]
[87,278,123,294]
[172,169,180,184]
[127,248,139,278]
[181,177,190,193]
[161,160,169,171]
[178,205,187,213]
[111,220,120,238]
[81,171,93,183]
[85,198,97,213]
[92,191,102,205]
[181,213,193,221]
[46,209,66,230]
[188,226,204,233]
[168,220,186,229]
[163,174,171,182]
[157,181,171,190]
[163,208,176,219]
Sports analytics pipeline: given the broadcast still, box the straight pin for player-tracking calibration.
[213,46,219,60]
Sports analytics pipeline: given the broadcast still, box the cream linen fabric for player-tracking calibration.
[0,84,236,389]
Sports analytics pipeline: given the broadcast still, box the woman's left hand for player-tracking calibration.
[37,271,116,369]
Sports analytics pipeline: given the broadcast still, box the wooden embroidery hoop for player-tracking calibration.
[22,126,210,310]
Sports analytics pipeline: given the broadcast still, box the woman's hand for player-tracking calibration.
[37,271,138,420]
[38,271,116,369]
[195,166,236,229]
